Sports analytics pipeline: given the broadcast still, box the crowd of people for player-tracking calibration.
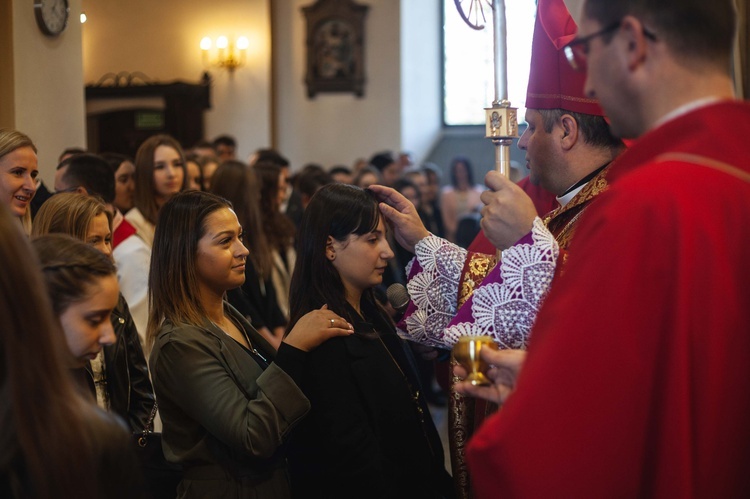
[1,0,749,498]
[0,123,460,499]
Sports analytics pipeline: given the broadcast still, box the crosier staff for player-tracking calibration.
[454,0,519,176]
[486,0,519,178]
[450,3,518,497]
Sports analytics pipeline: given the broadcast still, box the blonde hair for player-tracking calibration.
[0,129,38,228]
[32,193,112,241]
[21,210,33,236]
[0,128,37,158]
[0,205,100,499]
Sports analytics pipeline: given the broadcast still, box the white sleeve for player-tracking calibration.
[399,235,468,347]
[442,217,559,348]
[113,235,151,353]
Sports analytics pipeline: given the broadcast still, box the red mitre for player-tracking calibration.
[526,0,604,116]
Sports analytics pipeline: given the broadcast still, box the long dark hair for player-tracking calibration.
[449,155,474,188]
[0,206,100,499]
[287,183,381,331]
[33,234,117,317]
[147,190,233,346]
[210,160,273,278]
[253,161,295,252]
[133,134,187,224]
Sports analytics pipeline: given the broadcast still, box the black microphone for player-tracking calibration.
[386,283,410,313]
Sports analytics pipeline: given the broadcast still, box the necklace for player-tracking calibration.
[210,316,268,363]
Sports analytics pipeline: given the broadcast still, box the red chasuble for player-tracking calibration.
[467,100,750,497]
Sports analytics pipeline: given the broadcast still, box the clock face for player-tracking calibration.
[34,0,69,37]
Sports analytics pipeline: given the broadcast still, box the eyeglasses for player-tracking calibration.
[563,21,657,72]
[564,22,622,72]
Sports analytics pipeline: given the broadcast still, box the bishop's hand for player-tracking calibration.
[369,184,430,254]
[480,171,538,250]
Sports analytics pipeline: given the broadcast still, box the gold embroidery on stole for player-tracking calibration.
[449,164,613,498]
[458,254,496,308]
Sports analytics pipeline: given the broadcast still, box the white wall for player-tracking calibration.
[4,0,745,185]
[3,0,451,179]
[81,0,271,162]
[3,0,87,184]
[564,0,585,24]
[400,0,442,165]
[272,0,403,170]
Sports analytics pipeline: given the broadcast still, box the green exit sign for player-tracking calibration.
[135,111,164,130]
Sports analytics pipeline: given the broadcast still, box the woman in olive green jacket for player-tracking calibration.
[147,191,353,499]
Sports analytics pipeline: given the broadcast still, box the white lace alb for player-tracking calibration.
[399,218,559,349]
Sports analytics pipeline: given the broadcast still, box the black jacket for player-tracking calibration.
[226,260,287,331]
[84,293,155,432]
[287,299,453,499]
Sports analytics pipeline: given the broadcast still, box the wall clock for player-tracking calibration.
[34,0,69,37]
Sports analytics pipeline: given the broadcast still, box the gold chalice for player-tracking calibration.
[453,335,498,386]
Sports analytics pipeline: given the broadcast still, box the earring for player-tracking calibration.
[328,253,336,261]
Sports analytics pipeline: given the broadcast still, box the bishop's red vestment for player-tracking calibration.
[467,100,750,498]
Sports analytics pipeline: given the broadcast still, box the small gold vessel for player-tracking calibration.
[452,335,498,386]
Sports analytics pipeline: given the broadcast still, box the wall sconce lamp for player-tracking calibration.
[200,36,249,73]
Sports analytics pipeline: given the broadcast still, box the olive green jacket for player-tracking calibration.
[149,304,309,499]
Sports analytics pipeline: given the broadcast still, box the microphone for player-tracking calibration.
[386,283,410,313]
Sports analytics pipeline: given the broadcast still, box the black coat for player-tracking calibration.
[83,293,155,432]
[287,300,453,499]
[226,260,286,331]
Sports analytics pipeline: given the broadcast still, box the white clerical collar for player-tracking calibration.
[112,208,124,233]
[653,97,723,129]
[556,184,585,208]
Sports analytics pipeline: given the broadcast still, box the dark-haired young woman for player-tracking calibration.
[0,205,141,499]
[253,161,296,320]
[32,193,154,433]
[119,134,187,347]
[285,183,453,499]
[210,161,287,348]
[147,190,353,498]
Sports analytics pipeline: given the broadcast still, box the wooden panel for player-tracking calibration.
[85,74,211,154]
